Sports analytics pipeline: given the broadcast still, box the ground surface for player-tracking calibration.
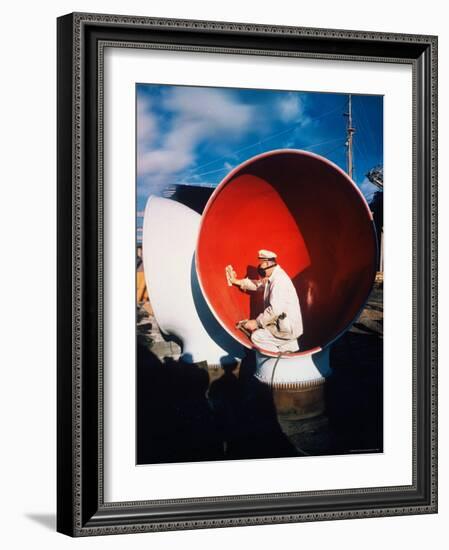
[136,284,383,464]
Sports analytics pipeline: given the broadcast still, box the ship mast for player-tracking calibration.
[345,94,356,179]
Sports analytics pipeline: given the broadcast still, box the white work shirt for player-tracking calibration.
[240,265,303,339]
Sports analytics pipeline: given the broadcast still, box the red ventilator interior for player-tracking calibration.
[195,149,378,355]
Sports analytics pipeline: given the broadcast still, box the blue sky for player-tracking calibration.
[136,84,383,236]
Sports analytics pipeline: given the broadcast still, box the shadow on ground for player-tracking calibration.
[137,285,383,464]
[137,343,297,464]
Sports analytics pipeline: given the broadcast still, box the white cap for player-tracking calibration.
[258,249,277,260]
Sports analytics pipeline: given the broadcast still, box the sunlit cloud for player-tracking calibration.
[136,85,382,210]
[137,96,158,146]
[137,87,258,194]
[358,176,379,202]
[276,92,310,126]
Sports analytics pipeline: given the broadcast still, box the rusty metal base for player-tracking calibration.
[273,380,326,420]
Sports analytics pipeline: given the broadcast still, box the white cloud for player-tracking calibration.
[137,88,318,197]
[163,119,205,152]
[137,96,158,146]
[358,177,379,202]
[138,148,194,176]
[277,93,308,124]
[161,87,254,133]
[137,87,258,193]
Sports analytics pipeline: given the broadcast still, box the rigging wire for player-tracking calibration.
[352,105,373,163]
[180,137,346,186]
[320,139,347,159]
[179,100,347,180]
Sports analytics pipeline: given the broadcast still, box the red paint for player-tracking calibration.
[196,149,378,355]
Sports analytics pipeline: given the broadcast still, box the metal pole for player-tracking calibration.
[347,94,355,180]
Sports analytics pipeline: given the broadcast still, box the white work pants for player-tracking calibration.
[251,328,299,353]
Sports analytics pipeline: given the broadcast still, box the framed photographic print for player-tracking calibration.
[57,12,438,536]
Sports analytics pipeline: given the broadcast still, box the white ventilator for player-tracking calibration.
[142,195,332,387]
[142,196,244,366]
[254,347,332,389]
[142,196,331,388]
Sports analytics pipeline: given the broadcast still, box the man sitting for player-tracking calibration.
[226,249,303,353]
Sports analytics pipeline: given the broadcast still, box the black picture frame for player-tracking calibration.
[57,12,438,537]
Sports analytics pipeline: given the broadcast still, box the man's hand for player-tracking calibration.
[244,319,258,332]
[225,264,237,286]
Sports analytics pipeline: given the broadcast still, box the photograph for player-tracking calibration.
[53,8,437,538]
[0,0,443,543]
[135,83,384,465]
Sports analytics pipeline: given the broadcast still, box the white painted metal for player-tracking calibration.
[254,347,332,388]
[142,195,244,365]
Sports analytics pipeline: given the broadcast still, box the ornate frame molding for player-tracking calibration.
[57,12,437,537]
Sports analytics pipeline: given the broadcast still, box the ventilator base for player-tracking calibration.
[273,381,326,420]
[254,347,332,419]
